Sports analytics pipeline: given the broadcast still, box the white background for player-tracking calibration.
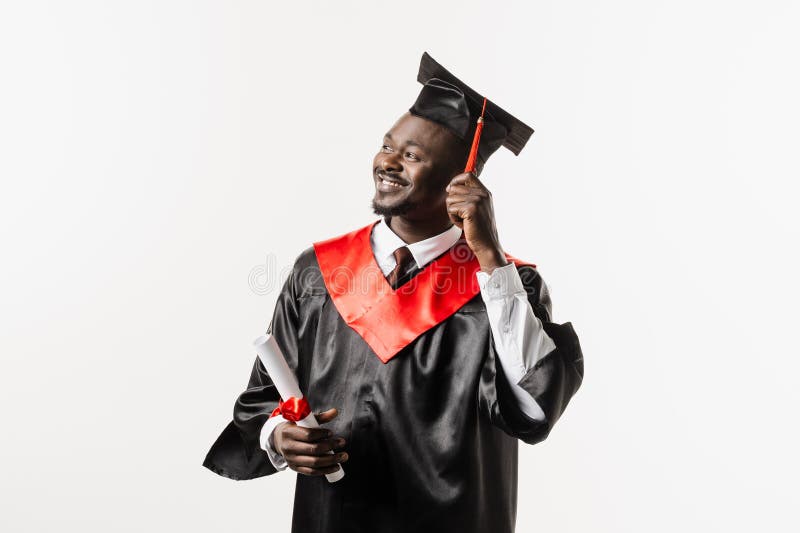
[1,1,798,531]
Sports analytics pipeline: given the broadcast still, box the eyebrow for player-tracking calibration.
[384,133,426,150]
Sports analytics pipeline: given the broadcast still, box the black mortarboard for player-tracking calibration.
[409,52,534,168]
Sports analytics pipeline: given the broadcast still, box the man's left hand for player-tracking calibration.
[446,172,509,273]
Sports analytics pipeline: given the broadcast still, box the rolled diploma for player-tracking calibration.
[253,334,345,483]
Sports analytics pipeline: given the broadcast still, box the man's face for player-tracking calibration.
[372,112,466,220]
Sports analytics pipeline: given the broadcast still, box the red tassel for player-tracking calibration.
[464,97,488,173]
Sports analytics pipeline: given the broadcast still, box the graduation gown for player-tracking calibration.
[203,221,584,533]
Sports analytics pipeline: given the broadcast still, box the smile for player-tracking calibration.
[380,178,405,188]
[376,171,410,192]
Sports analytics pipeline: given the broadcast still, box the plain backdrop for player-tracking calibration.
[1,1,798,531]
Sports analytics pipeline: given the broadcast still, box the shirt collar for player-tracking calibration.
[371,217,463,270]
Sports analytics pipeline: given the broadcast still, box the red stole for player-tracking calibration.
[312,221,535,363]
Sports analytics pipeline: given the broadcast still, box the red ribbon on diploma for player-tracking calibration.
[270,396,311,422]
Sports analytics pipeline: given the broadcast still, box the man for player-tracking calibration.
[204,52,584,533]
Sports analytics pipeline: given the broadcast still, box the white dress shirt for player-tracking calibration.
[259,218,556,470]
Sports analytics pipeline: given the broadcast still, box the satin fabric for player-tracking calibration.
[203,243,584,533]
[313,221,535,363]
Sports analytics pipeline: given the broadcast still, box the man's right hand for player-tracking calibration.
[272,407,349,476]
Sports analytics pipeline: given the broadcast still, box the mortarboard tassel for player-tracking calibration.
[464,97,488,173]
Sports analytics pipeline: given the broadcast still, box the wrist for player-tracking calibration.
[475,248,508,273]
[270,421,286,455]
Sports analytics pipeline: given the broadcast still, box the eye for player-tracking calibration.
[405,151,419,161]
[381,144,393,153]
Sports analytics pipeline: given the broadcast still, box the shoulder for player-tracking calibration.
[504,252,544,292]
[313,221,377,251]
[293,245,320,271]
[508,259,552,323]
[287,246,326,298]
[516,263,545,293]
[287,221,377,299]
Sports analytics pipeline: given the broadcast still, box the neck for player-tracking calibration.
[386,214,453,244]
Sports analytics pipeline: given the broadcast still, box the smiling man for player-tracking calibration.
[204,52,584,533]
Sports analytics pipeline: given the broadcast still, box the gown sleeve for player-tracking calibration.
[202,261,303,480]
[478,264,584,445]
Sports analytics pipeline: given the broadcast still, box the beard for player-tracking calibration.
[371,197,416,217]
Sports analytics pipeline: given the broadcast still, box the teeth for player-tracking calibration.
[381,178,403,188]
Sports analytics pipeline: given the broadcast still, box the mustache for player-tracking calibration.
[378,171,401,179]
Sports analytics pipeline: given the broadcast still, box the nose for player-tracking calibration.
[380,152,403,173]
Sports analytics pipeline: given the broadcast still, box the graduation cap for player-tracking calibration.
[409,52,535,172]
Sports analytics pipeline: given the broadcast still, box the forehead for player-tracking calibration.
[384,112,460,152]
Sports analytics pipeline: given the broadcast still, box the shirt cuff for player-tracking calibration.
[476,262,526,301]
[259,415,289,471]
[508,380,547,421]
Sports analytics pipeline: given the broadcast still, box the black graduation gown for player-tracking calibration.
[203,234,584,533]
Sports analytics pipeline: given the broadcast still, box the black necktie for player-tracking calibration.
[386,246,416,289]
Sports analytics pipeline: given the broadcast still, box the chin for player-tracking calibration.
[371,198,416,217]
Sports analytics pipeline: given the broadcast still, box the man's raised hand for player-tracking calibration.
[445,172,509,273]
